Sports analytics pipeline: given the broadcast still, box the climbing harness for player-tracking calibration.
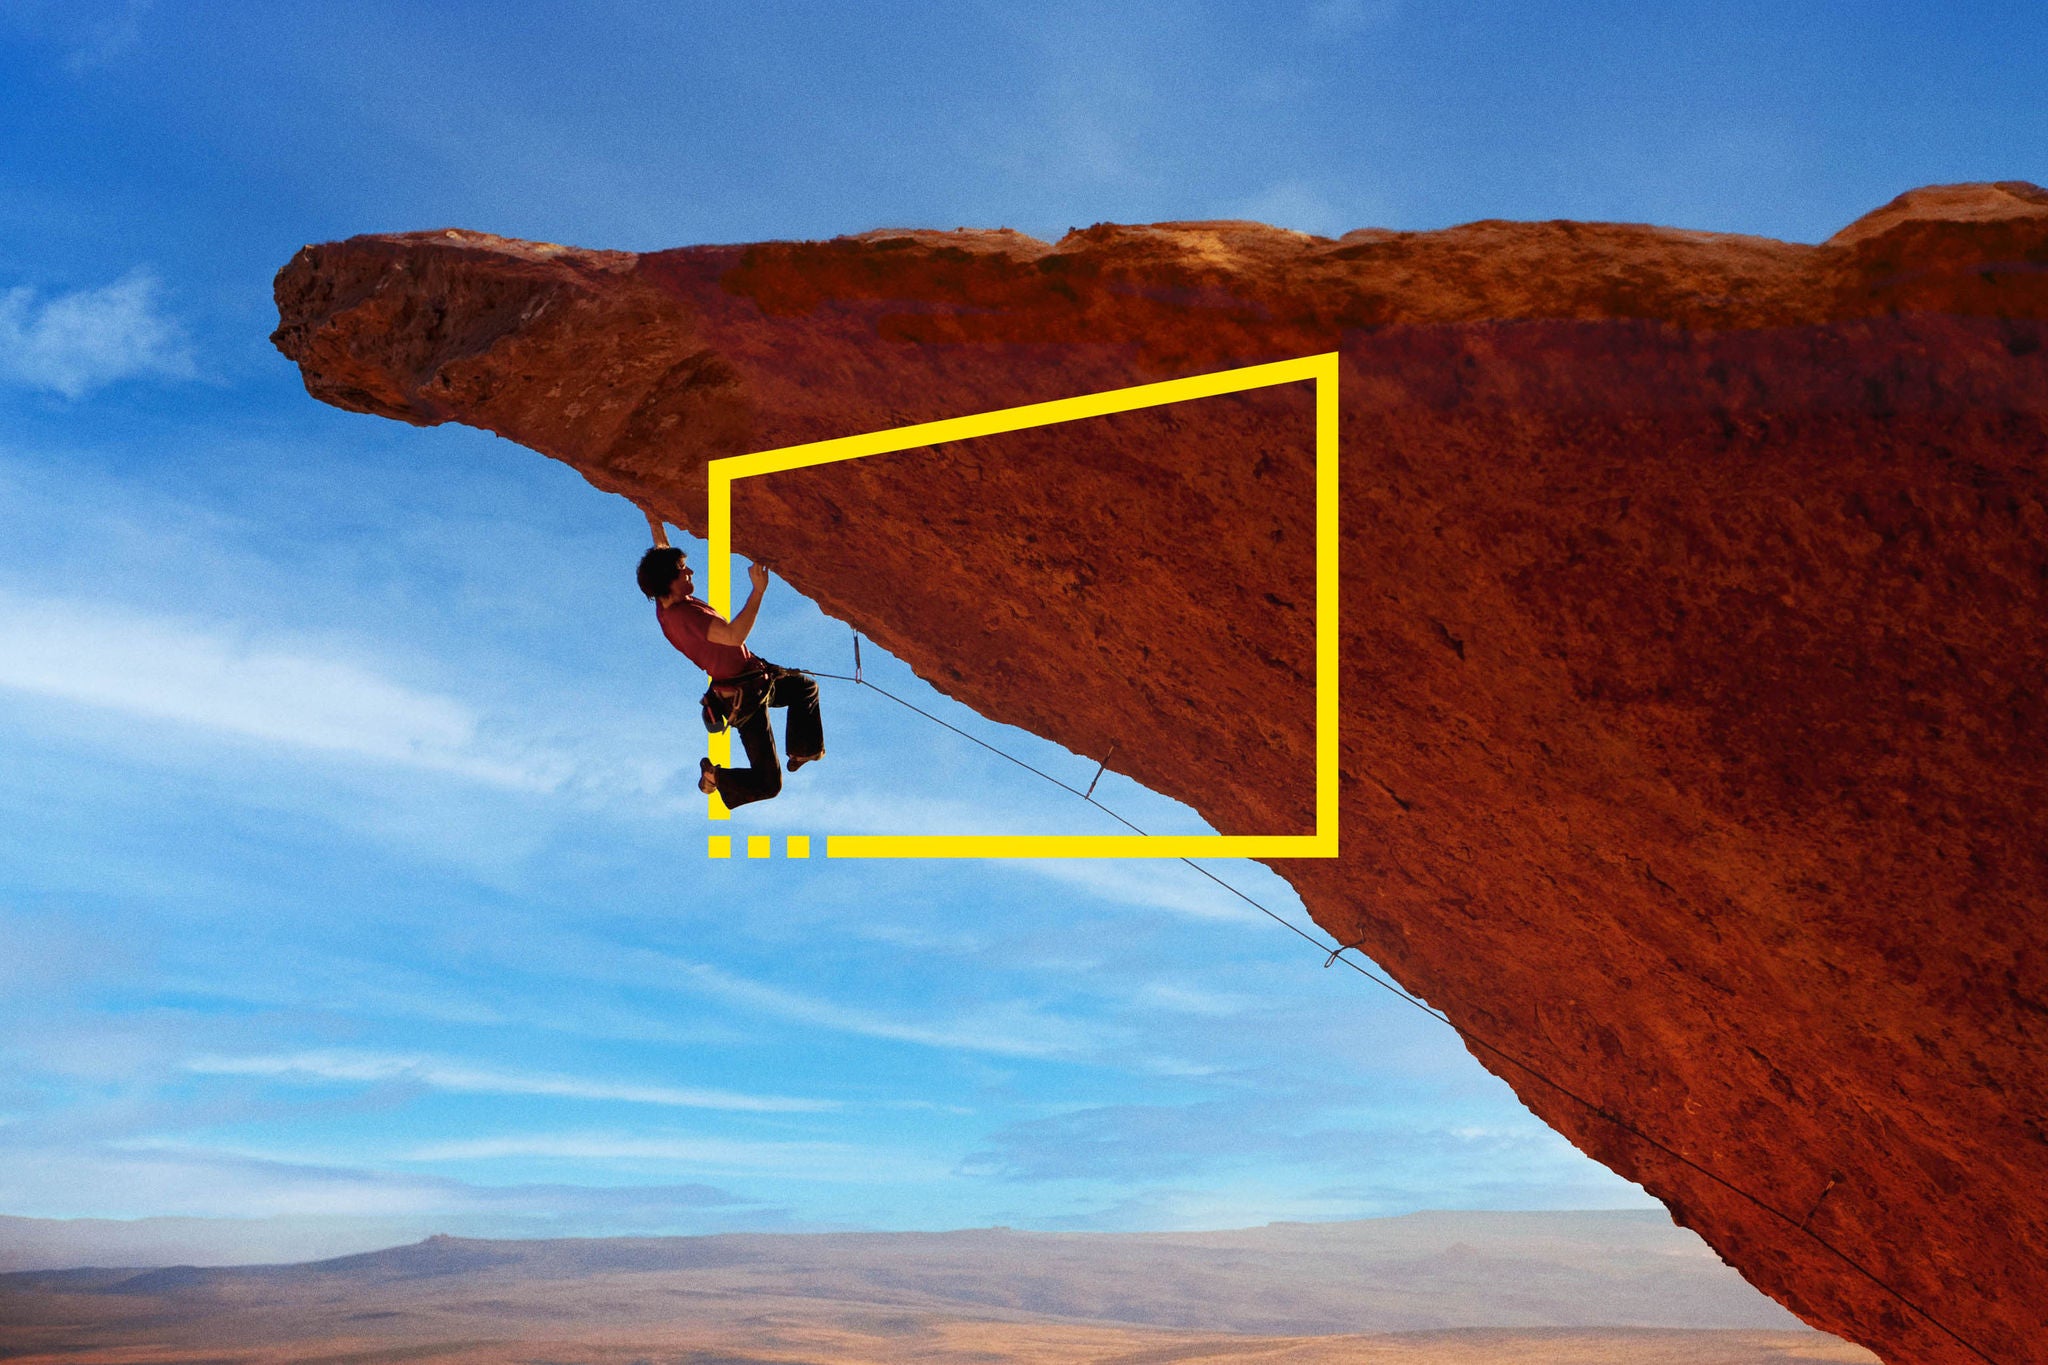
[781,630,2003,1365]
[700,663,789,735]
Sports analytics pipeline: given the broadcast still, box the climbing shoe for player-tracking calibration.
[787,750,824,772]
[698,758,719,795]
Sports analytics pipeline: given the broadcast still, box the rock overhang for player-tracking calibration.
[273,181,2048,1365]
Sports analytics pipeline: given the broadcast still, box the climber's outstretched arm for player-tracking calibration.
[707,560,769,646]
[645,508,671,549]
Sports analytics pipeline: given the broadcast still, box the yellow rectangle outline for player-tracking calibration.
[708,352,1339,860]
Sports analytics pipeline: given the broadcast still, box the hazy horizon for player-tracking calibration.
[1,1208,1808,1332]
[0,1204,1698,1268]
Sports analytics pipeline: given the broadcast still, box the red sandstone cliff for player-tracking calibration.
[272,182,2048,1365]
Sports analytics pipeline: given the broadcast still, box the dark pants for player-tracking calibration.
[713,668,822,810]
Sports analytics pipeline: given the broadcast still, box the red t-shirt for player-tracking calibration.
[656,597,758,680]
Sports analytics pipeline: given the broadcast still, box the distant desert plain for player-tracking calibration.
[0,1210,1878,1365]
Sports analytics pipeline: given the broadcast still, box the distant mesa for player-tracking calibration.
[271,183,2048,1365]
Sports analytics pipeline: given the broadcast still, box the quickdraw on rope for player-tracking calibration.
[1083,742,1117,801]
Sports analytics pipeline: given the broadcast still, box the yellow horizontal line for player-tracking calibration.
[715,354,1335,482]
[825,833,1338,860]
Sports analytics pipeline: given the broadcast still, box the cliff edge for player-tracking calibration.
[272,182,2048,1365]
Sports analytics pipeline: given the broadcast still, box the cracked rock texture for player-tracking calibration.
[273,182,2048,1365]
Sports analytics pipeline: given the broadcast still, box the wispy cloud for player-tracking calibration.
[405,1132,950,1183]
[185,1050,834,1114]
[0,590,562,788]
[1019,860,1271,923]
[657,955,1102,1060]
[1127,981,1259,1017]
[959,1092,1639,1201]
[956,1087,1437,1184]
[0,270,195,398]
[152,942,753,1051]
[0,1139,762,1227]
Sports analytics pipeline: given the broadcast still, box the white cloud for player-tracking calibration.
[3,1143,470,1221]
[660,955,1101,1060]
[0,269,195,398]
[0,590,561,787]
[1129,982,1257,1017]
[0,1140,761,1226]
[184,1050,835,1114]
[404,1132,950,1183]
[1019,859,1270,923]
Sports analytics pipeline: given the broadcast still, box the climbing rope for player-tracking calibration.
[789,638,2001,1365]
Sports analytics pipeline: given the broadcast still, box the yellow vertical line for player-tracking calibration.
[709,466,733,617]
[1316,354,1340,856]
[708,465,734,822]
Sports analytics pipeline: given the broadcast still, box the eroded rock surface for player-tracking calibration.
[273,182,2048,1365]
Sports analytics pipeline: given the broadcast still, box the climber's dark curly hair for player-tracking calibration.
[636,546,685,601]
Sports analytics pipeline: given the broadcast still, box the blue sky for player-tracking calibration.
[1,0,2041,1239]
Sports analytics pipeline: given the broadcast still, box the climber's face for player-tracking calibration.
[666,557,696,604]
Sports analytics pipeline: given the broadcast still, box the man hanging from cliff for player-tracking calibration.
[638,510,823,809]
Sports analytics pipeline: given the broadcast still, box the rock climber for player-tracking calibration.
[638,510,823,809]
